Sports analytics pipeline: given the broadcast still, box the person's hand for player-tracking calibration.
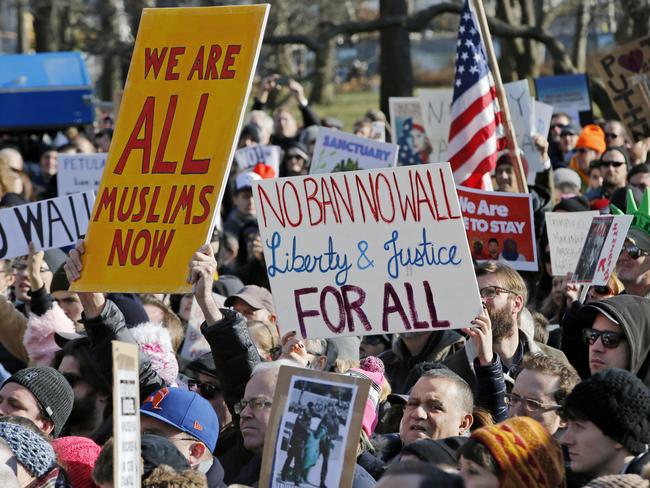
[63,239,105,317]
[562,272,580,306]
[248,236,264,262]
[27,243,45,291]
[187,244,222,324]
[279,331,309,367]
[257,74,279,102]
[287,79,308,106]
[533,133,549,162]
[462,308,493,366]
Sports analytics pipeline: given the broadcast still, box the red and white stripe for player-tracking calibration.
[448,73,506,189]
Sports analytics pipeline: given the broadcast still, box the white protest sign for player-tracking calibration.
[534,101,554,140]
[0,191,95,260]
[546,211,599,276]
[573,215,633,285]
[112,341,141,488]
[57,153,107,195]
[504,80,544,183]
[371,121,386,142]
[418,88,453,163]
[179,295,223,361]
[309,127,398,175]
[234,145,281,175]
[253,164,483,340]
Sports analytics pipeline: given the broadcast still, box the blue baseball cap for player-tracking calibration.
[141,387,219,451]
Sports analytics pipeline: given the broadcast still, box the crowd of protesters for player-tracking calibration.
[0,72,648,488]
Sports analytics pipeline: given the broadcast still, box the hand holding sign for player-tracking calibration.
[26,243,46,291]
[63,240,107,318]
[463,308,493,367]
[187,245,222,326]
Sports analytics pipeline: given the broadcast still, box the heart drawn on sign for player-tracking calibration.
[618,49,644,73]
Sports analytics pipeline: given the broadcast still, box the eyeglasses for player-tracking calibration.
[622,240,650,260]
[551,123,568,130]
[479,286,517,299]
[505,393,560,412]
[576,148,592,154]
[582,328,626,348]
[11,263,51,273]
[187,379,221,400]
[605,132,621,140]
[599,160,625,168]
[61,372,83,388]
[234,397,273,415]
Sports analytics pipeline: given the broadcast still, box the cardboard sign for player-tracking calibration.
[595,36,650,141]
[259,366,370,488]
[418,88,453,164]
[234,144,281,175]
[370,121,386,142]
[57,153,107,195]
[253,164,483,340]
[534,74,592,125]
[112,341,141,488]
[545,211,598,276]
[72,5,269,293]
[309,127,398,175]
[573,215,632,285]
[389,97,433,165]
[0,191,95,260]
[458,187,538,271]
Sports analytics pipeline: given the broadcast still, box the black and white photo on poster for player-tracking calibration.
[270,376,357,488]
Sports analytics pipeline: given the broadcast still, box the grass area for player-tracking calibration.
[310,90,381,131]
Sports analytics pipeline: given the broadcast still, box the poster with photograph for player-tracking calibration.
[260,366,370,488]
[458,186,538,271]
[389,97,433,165]
[534,73,592,125]
[572,215,633,285]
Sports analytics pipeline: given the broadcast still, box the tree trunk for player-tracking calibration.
[32,0,61,52]
[16,0,29,53]
[310,36,336,105]
[495,0,519,81]
[379,0,413,116]
[571,0,590,73]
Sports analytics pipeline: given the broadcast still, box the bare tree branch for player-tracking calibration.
[264,0,577,74]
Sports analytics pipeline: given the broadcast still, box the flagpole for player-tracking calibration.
[470,0,528,193]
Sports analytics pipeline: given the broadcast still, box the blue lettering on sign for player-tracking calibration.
[384,227,461,279]
[266,231,352,285]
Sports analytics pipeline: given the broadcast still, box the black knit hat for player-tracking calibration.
[3,367,74,437]
[561,369,650,454]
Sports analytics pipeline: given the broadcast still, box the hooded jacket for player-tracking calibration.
[578,295,650,387]
[379,330,465,394]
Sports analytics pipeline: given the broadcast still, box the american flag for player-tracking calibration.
[448,0,506,189]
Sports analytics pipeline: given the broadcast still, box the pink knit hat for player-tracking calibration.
[52,436,101,488]
[346,356,386,437]
[130,323,179,385]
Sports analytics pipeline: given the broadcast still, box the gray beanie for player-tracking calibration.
[0,422,56,478]
[3,367,73,437]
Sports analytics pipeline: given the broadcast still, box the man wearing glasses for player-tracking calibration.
[616,235,650,298]
[577,295,650,387]
[507,353,580,436]
[445,261,567,391]
[584,147,629,202]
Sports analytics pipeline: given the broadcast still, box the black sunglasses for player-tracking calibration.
[622,240,650,260]
[576,148,592,154]
[589,285,611,295]
[599,160,625,168]
[188,379,221,400]
[605,132,621,139]
[551,123,568,130]
[582,328,626,348]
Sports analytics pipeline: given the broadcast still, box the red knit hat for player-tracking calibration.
[52,436,101,488]
[575,124,606,154]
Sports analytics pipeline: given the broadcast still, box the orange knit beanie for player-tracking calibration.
[575,124,606,154]
[470,417,565,488]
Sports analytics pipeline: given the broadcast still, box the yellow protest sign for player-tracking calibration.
[72,5,269,293]
[596,35,650,141]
